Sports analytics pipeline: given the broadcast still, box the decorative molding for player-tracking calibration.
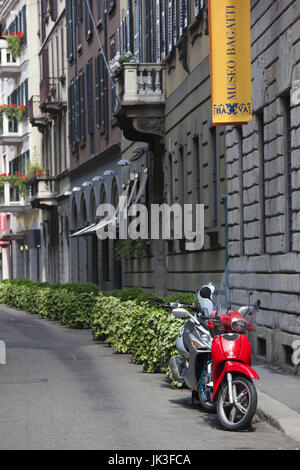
[133,117,165,138]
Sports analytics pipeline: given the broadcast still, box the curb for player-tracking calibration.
[257,390,300,445]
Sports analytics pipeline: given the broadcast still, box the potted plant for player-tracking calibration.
[0,104,26,127]
[109,51,136,78]
[1,32,24,59]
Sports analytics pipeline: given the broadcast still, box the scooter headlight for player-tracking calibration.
[231,317,247,333]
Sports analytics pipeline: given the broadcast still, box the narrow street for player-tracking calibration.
[0,305,297,451]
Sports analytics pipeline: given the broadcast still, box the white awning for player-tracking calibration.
[70,223,97,238]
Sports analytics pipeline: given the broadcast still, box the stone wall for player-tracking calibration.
[227,0,300,374]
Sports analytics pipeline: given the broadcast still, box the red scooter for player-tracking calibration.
[200,287,260,431]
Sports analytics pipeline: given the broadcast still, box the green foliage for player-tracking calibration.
[164,292,196,304]
[107,286,154,304]
[114,239,147,260]
[0,280,98,329]
[92,296,185,374]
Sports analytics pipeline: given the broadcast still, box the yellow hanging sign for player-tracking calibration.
[208,0,252,126]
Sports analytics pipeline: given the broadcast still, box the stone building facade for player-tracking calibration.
[227,0,300,373]
[115,0,227,295]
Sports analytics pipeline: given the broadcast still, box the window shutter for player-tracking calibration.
[86,63,94,134]
[66,0,73,60]
[134,0,143,62]
[145,0,154,62]
[80,73,86,141]
[95,55,100,127]
[21,6,27,45]
[168,0,173,52]
[41,0,48,17]
[85,0,93,40]
[173,0,178,46]
[97,0,102,21]
[156,0,161,63]
[100,55,105,127]
[68,85,73,146]
[50,0,58,22]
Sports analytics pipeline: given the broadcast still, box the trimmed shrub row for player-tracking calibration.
[91,295,185,375]
[0,281,97,329]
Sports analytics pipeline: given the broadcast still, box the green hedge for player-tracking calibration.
[0,281,97,329]
[107,287,195,305]
[92,295,185,375]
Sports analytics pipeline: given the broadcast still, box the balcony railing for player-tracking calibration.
[28,174,58,209]
[115,63,166,108]
[0,41,21,78]
[0,115,24,145]
[40,77,67,114]
[0,183,30,214]
[29,96,48,129]
[114,63,166,142]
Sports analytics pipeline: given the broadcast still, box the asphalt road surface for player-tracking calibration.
[0,304,297,450]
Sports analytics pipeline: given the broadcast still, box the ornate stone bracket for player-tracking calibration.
[133,117,165,138]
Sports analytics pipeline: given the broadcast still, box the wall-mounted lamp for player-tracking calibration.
[103,170,115,176]
[117,160,131,166]
[20,244,29,252]
[133,145,149,154]
[92,176,104,182]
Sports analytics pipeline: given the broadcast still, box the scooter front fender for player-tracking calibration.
[212,361,259,403]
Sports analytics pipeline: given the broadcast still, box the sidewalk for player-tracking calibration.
[254,362,300,444]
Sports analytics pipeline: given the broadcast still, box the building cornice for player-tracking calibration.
[69,143,121,180]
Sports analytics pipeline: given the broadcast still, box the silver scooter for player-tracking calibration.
[169,284,216,411]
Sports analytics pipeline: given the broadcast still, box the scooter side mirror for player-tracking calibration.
[199,287,212,300]
[172,307,191,319]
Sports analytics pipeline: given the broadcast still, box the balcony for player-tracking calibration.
[0,115,24,145]
[0,183,30,214]
[0,39,21,78]
[40,77,67,115]
[29,96,48,129]
[114,63,166,143]
[28,174,58,210]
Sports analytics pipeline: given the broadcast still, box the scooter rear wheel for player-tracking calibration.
[217,375,257,431]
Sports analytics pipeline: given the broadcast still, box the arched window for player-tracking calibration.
[72,199,78,230]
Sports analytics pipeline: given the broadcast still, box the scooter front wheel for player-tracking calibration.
[217,375,257,431]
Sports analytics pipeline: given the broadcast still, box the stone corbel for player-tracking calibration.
[133,117,165,139]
